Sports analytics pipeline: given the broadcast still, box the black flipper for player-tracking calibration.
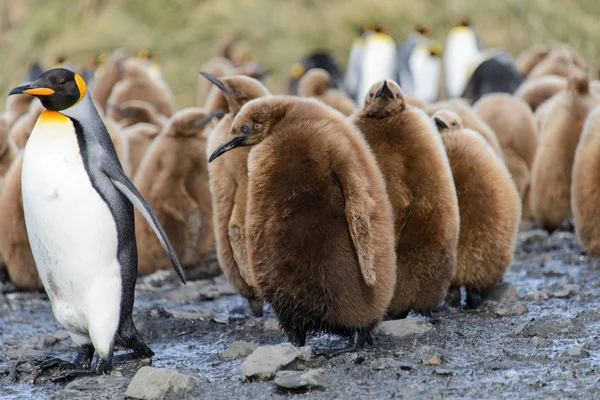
[102,161,186,284]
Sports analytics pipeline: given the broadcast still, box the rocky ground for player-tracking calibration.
[2,226,600,399]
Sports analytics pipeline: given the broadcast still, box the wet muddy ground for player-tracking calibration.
[2,225,600,399]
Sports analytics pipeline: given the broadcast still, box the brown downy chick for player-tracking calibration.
[351,81,459,318]
[0,116,19,188]
[208,95,396,352]
[474,94,538,202]
[91,50,128,112]
[516,44,550,77]
[530,71,600,231]
[297,68,356,116]
[527,48,583,81]
[425,99,504,158]
[110,100,167,130]
[106,59,175,121]
[0,153,42,289]
[134,108,224,276]
[197,57,236,106]
[122,123,161,177]
[433,111,521,306]
[201,72,271,316]
[102,116,131,176]
[3,93,34,128]
[572,107,600,255]
[8,101,44,149]
[515,75,567,111]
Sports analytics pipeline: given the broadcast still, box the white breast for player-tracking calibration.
[358,36,397,106]
[444,29,480,98]
[22,112,122,355]
[410,45,441,104]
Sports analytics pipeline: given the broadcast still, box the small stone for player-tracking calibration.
[377,317,433,338]
[274,368,329,390]
[550,283,581,299]
[505,369,519,379]
[370,358,397,370]
[6,348,44,360]
[37,335,60,349]
[66,375,129,391]
[3,337,16,346]
[492,301,528,317]
[165,278,236,303]
[422,353,443,366]
[518,230,549,246]
[213,315,229,324]
[54,330,70,341]
[125,366,203,400]
[240,343,311,381]
[482,283,521,303]
[166,309,213,320]
[523,291,549,302]
[560,344,589,359]
[434,369,455,376]
[221,341,258,359]
[263,318,281,332]
[530,336,541,347]
[520,317,581,338]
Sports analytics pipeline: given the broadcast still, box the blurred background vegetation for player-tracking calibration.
[1,0,599,109]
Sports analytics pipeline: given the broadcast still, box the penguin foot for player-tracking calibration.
[29,357,78,384]
[445,286,462,308]
[287,329,307,347]
[313,330,374,359]
[248,298,264,317]
[384,310,410,320]
[71,344,95,368]
[465,288,483,309]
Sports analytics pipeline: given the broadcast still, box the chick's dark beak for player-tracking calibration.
[434,117,449,130]
[375,80,394,99]
[193,109,226,126]
[200,71,229,94]
[8,81,54,97]
[208,136,247,163]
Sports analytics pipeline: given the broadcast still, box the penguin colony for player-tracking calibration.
[3,15,600,379]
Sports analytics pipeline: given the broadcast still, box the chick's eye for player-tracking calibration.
[452,122,457,126]
[241,125,250,134]
[254,123,262,130]
[396,94,400,99]
[369,93,374,98]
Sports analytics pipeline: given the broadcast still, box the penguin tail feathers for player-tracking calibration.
[103,163,187,284]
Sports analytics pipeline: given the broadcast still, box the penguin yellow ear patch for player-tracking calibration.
[290,63,305,78]
[74,73,87,104]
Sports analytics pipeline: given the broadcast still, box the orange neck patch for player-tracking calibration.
[39,110,70,123]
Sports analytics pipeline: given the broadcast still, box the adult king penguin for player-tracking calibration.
[357,24,397,107]
[443,16,483,98]
[8,68,185,382]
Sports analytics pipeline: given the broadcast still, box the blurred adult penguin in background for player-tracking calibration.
[443,16,483,98]
[461,50,524,104]
[357,24,397,106]
[344,25,367,101]
[397,25,433,97]
[286,51,345,95]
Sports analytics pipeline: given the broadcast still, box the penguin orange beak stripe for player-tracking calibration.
[8,83,54,96]
[208,136,247,163]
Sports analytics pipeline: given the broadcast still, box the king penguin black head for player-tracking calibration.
[8,68,86,111]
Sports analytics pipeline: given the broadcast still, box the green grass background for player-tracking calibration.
[1,0,599,109]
